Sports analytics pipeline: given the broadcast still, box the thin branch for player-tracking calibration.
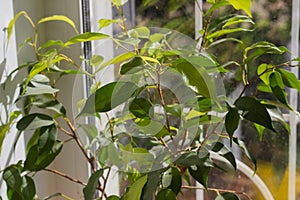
[105,112,115,142]
[101,167,112,200]
[182,185,253,200]
[44,168,87,187]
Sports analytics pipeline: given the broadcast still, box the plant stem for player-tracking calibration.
[101,167,112,199]
[105,112,115,142]
[44,168,87,187]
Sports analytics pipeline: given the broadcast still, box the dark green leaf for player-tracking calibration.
[38,125,57,154]
[212,142,236,170]
[65,32,110,46]
[129,98,152,118]
[120,57,144,75]
[156,189,177,200]
[225,107,239,144]
[33,99,66,115]
[80,81,138,115]
[3,166,22,193]
[83,169,104,200]
[219,192,240,200]
[17,114,54,131]
[174,152,209,167]
[142,169,163,200]
[188,165,211,189]
[124,175,148,200]
[234,96,275,132]
[269,72,290,109]
[162,167,182,195]
[21,176,36,200]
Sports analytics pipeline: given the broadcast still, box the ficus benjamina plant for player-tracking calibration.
[0,0,299,199]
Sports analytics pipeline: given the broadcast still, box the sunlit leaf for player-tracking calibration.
[112,0,128,6]
[7,11,27,42]
[38,15,78,33]
[100,52,136,70]
[98,18,122,30]
[228,0,252,18]
[65,32,110,46]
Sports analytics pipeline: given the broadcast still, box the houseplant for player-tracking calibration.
[1,0,299,199]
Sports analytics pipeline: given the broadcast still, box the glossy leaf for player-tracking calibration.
[17,114,54,131]
[228,0,252,17]
[21,176,36,200]
[129,98,152,118]
[189,165,211,189]
[100,52,136,70]
[38,15,78,33]
[162,167,182,195]
[32,99,66,115]
[225,107,239,143]
[24,141,63,171]
[79,81,138,115]
[156,189,176,200]
[234,96,275,132]
[278,68,300,94]
[124,175,148,200]
[212,142,237,170]
[65,32,110,46]
[269,71,291,109]
[83,169,104,200]
[3,166,22,192]
[176,61,213,99]
[120,57,144,75]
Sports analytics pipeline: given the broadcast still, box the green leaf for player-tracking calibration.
[222,15,254,28]
[107,196,120,200]
[25,83,59,96]
[77,123,98,141]
[257,64,273,85]
[254,123,265,141]
[80,81,138,115]
[228,0,252,17]
[225,107,239,144]
[120,57,144,75]
[188,165,211,189]
[174,152,209,167]
[39,40,65,50]
[269,71,291,109]
[233,138,257,172]
[21,176,36,200]
[207,28,252,40]
[24,141,63,171]
[112,0,128,6]
[219,192,240,200]
[3,166,22,193]
[98,18,122,30]
[99,52,136,70]
[7,11,27,42]
[162,167,182,195]
[124,175,148,200]
[278,68,300,94]
[156,189,177,200]
[142,169,164,200]
[38,15,78,33]
[176,61,215,99]
[65,32,110,46]
[128,27,150,39]
[90,55,104,67]
[83,169,104,200]
[32,99,66,115]
[129,98,152,118]
[17,114,54,131]
[234,97,275,132]
[212,142,237,170]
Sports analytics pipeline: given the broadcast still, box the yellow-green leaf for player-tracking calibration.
[38,15,78,33]
[228,0,252,18]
